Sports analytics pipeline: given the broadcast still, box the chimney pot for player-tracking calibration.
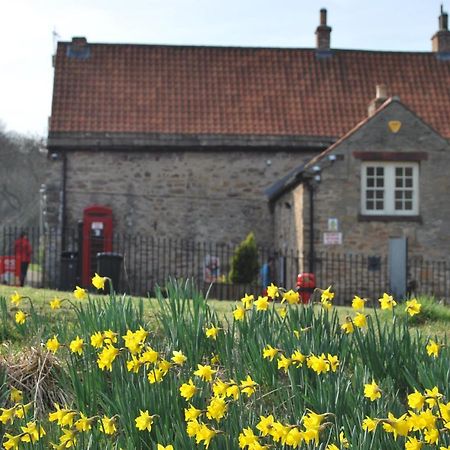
[320,8,327,25]
[376,84,388,99]
[432,6,450,53]
[316,8,332,53]
[368,84,389,116]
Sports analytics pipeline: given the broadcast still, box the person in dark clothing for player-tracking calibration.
[14,232,32,286]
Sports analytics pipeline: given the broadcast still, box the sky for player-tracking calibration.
[0,0,446,136]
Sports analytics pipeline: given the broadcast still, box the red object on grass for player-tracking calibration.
[296,273,316,303]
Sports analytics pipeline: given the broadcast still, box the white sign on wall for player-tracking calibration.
[327,218,339,231]
[323,232,343,245]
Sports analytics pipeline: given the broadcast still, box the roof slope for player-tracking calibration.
[50,42,450,138]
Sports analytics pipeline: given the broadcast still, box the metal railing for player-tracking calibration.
[0,226,449,303]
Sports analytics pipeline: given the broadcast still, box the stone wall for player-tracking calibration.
[59,148,316,247]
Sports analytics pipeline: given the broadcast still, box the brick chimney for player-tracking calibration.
[431,6,450,54]
[67,37,90,59]
[368,84,389,116]
[316,9,332,52]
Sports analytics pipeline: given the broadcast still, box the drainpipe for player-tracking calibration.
[61,152,67,251]
[308,182,315,273]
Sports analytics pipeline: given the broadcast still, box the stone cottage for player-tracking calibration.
[44,8,450,292]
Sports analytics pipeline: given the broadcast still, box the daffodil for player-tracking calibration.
[239,427,260,448]
[277,354,292,373]
[233,305,246,321]
[180,379,198,400]
[282,289,299,305]
[20,421,46,443]
[262,345,279,361]
[46,336,60,353]
[206,396,227,421]
[195,423,217,449]
[73,286,87,300]
[135,410,155,432]
[321,286,334,302]
[157,445,174,450]
[194,364,216,382]
[364,380,382,401]
[69,336,84,355]
[353,312,367,328]
[254,295,269,311]
[241,293,254,309]
[2,433,21,450]
[405,436,424,450]
[90,331,105,348]
[405,298,421,316]
[97,345,120,371]
[15,310,26,325]
[205,325,220,340]
[184,404,202,421]
[50,297,62,310]
[100,416,116,435]
[239,375,257,397]
[352,295,366,310]
[408,389,425,410]
[379,292,396,310]
[10,291,21,306]
[92,273,107,290]
[341,319,354,334]
[267,283,279,298]
[426,339,441,358]
[171,350,187,365]
[75,413,94,432]
[256,414,275,436]
[10,387,23,403]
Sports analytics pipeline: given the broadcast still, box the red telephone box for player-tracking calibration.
[82,205,113,286]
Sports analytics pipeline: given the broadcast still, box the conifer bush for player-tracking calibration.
[229,232,260,284]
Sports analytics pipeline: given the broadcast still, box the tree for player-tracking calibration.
[229,232,260,284]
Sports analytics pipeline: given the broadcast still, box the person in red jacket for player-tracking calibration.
[14,232,32,286]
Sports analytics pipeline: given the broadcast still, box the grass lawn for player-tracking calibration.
[1,284,449,344]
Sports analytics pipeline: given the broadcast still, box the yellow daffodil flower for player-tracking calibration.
[10,291,21,306]
[69,336,84,355]
[20,421,46,443]
[92,273,107,290]
[379,293,396,310]
[233,305,246,321]
[193,364,216,382]
[241,293,254,309]
[180,379,198,400]
[46,336,60,354]
[100,416,116,435]
[426,340,442,358]
[352,295,366,310]
[254,295,269,311]
[171,350,187,366]
[135,410,155,432]
[405,298,421,316]
[15,310,26,325]
[49,297,62,310]
[267,283,279,299]
[282,289,300,305]
[73,286,87,300]
[205,325,220,340]
[10,387,23,403]
[364,380,382,401]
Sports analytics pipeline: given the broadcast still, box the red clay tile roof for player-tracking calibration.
[50,42,450,139]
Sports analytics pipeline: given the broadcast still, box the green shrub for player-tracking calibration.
[229,232,259,284]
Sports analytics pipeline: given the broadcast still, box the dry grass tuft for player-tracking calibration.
[0,345,70,417]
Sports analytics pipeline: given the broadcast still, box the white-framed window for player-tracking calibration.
[361,162,419,216]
